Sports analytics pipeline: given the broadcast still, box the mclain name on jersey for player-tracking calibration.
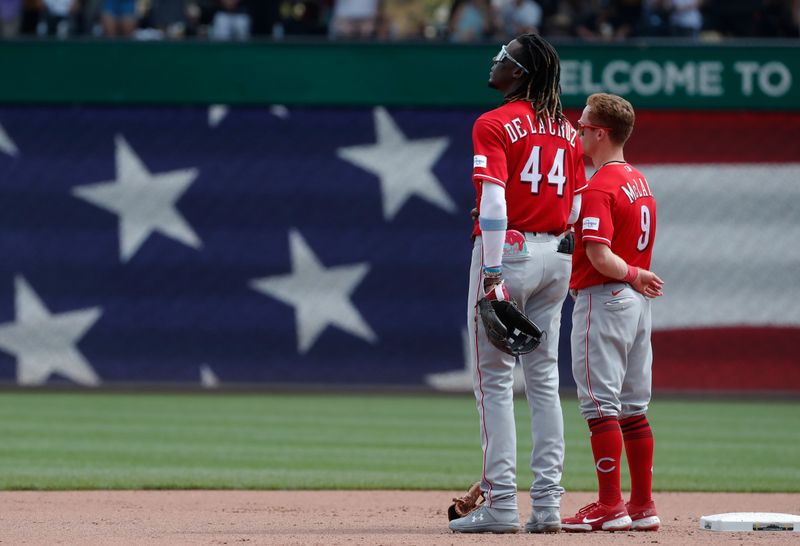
[621,177,654,204]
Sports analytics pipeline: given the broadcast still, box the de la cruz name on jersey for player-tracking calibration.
[471,101,587,238]
[571,163,657,290]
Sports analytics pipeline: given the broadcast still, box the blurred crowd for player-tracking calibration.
[0,0,797,40]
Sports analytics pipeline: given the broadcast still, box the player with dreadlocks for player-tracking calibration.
[449,33,587,534]
[503,33,564,120]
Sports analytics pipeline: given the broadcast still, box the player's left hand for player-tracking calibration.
[470,207,479,221]
[631,268,664,298]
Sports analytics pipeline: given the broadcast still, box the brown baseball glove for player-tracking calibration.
[447,481,484,521]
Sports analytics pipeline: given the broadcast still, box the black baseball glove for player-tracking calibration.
[477,297,544,356]
[557,231,575,254]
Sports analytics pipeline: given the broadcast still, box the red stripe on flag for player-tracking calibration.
[563,110,800,164]
[652,327,800,392]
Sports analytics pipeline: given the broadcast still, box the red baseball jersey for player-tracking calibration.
[471,101,587,237]
[570,162,657,290]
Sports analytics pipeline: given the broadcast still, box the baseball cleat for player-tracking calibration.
[626,500,660,531]
[448,505,520,534]
[561,500,632,532]
[524,506,561,533]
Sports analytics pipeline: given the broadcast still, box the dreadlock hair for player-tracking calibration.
[505,33,564,123]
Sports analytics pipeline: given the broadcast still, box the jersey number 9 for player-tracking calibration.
[637,205,651,251]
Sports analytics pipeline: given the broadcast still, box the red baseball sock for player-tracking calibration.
[620,414,654,507]
[588,416,623,506]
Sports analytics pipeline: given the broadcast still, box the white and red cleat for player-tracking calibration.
[626,500,660,531]
[561,500,632,532]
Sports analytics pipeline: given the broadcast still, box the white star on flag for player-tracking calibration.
[200,364,220,388]
[337,107,456,221]
[424,327,526,393]
[0,276,102,386]
[249,229,377,354]
[208,105,229,127]
[72,135,202,262]
[0,123,19,156]
[269,105,290,119]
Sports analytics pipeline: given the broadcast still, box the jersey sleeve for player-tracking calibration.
[578,189,614,246]
[472,116,508,188]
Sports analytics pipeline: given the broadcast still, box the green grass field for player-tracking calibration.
[0,392,797,492]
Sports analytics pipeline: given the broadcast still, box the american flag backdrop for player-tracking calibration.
[0,106,479,388]
[0,106,797,391]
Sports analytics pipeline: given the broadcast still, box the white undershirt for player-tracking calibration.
[479,182,506,270]
[569,194,582,225]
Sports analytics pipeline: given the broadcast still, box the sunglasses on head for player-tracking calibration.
[577,120,610,137]
[494,45,529,74]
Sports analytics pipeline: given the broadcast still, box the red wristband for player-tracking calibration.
[623,264,638,283]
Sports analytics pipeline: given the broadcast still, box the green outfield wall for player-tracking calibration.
[1,40,797,109]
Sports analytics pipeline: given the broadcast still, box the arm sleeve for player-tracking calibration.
[568,194,582,225]
[472,117,508,188]
[479,181,507,269]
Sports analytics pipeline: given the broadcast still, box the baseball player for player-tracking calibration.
[561,93,663,532]
[449,33,586,534]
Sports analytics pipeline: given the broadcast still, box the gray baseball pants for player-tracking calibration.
[467,232,570,510]
[570,282,653,420]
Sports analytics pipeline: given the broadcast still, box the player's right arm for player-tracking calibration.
[584,243,663,298]
[472,116,509,298]
[580,189,663,298]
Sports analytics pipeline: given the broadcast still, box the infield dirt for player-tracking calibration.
[2,491,799,545]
